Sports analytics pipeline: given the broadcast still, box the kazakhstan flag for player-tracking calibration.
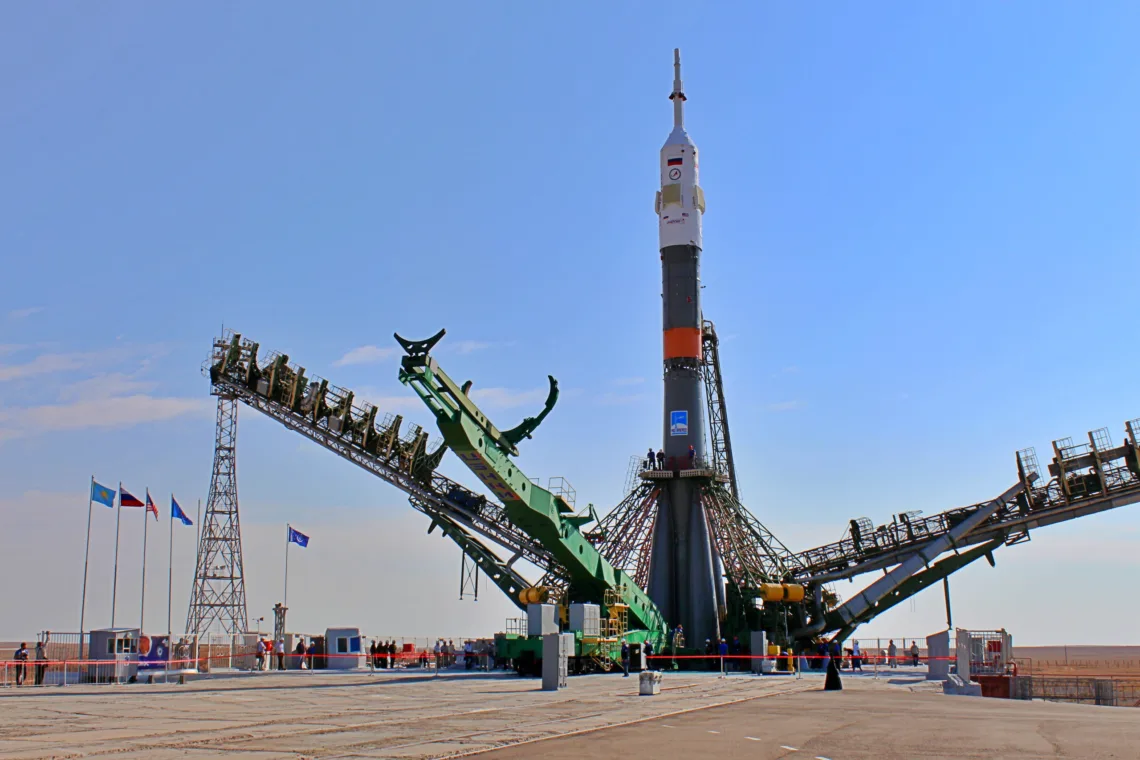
[91,480,116,508]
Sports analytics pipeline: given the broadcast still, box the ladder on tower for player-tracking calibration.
[701,320,740,500]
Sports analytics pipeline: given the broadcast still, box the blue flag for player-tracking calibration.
[288,526,309,548]
[171,496,193,526]
[91,480,116,508]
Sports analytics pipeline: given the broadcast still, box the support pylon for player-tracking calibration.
[186,396,249,635]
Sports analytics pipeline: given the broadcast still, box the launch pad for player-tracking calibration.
[189,49,1140,665]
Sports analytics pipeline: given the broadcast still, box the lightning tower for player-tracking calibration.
[186,395,250,635]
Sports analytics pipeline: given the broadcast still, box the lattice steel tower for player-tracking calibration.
[186,395,249,635]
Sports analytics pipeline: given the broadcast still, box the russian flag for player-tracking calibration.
[120,487,144,507]
[667,157,683,166]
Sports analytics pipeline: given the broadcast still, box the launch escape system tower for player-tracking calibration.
[196,50,1140,665]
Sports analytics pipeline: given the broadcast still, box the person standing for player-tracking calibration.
[852,640,862,671]
[13,643,29,686]
[34,638,49,686]
[388,640,397,669]
[910,641,920,667]
[888,640,898,668]
[275,639,285,670]
[688,443,696,467]
[656,449,665,470]
[718,638,728,675]
[305,640,315,670]
[643,640,654,671]
[620,640,630,677]
[255,639,266,672]
[296,639,307,669]
[646,447,655,470]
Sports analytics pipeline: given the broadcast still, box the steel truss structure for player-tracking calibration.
[203,329,1140,645]
[701,320,740,500]
[186,396,249,635]
[206,333,560,608]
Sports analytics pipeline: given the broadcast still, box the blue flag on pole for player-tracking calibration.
[91,480,116,508]
[171,496,193,526]
[288,527,309,548]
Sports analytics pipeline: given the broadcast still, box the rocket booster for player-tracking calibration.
[648,49,720,645]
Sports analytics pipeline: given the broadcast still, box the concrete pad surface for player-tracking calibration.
[0,669,809,759]
[4,669,1137,759]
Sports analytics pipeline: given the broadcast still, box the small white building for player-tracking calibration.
[324,627,364,669]
[87,628,141,683]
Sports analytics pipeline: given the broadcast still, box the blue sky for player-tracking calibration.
[2,3,1138,644]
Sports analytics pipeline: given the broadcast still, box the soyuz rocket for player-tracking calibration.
[647,49,723,645]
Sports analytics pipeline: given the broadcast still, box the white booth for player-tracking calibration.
[87,628,141,683]
[324,627,364,669]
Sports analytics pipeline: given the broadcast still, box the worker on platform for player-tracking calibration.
[656,449,665,469]
[620,639,630,677]
[646,448,655,470]
[910,641,920,667]
[688,444,696,466]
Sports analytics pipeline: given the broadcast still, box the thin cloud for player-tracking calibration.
[333,345,398,367]
[19,395,210,431]
[454,340,492,355]
[59,373,156,402]
[0,352,96,382]
[7,307,43,320]
[766,400,803,412]
[470,386,549,409]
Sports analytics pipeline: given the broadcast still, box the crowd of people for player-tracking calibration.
[253,637,320,670]
[807,638,924,671]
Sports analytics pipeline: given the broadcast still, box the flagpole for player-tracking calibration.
[284,524,291,608]
[167,497,174,642]
[140,489,150,632]
[111,483,123,629]
[79,476,95,660]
